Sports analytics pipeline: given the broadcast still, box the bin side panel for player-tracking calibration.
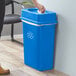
[23,22,39,69]
[22,21,56,71]
[39,25,56,71]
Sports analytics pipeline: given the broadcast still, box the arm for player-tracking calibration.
[32,0,45,13]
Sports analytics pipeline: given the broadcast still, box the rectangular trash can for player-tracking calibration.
[21,8,57,71]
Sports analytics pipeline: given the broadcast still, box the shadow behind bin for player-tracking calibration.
[21,8,57,71]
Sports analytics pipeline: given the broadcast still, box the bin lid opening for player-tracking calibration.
[26,8,53,14]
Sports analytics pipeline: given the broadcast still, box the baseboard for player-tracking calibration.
[1,34,23,40]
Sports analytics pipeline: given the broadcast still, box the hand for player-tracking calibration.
[35,3,45,13]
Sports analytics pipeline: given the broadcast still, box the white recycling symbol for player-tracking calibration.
[27,32,34,39]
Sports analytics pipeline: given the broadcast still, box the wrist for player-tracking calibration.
[32,0,39,7]
[34,2,39,7]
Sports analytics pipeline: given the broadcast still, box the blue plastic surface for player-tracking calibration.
[21,8,57,71]
[21,8,57,25]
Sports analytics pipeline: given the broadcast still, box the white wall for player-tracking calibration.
[38,0,76,76]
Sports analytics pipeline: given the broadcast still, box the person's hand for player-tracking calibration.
[35,3,45,13]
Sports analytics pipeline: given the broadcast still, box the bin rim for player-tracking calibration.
[21,8,56,15]
[21,17,57,26]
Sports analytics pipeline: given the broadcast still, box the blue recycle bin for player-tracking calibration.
[21,8,57,71]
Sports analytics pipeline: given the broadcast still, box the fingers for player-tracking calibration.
[41,6,45,13]
[35,3,45,13]
[39,6,45,13]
